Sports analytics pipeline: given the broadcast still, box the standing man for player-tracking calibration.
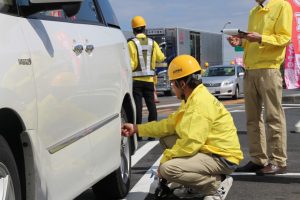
[227,0,292,175]
[128,16,165,141]
[122,55,243,200]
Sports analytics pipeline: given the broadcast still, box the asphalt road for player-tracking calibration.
[77,95,300,200]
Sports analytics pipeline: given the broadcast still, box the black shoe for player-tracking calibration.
[155,178,172,199]
[256,164,287,175]
[235,161,264,172]
[147,137,155,141]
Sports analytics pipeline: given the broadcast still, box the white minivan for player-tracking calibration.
[0,0,137,199]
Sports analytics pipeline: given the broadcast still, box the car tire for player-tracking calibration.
[0,135,22,200]
[233,85,239,99]
[92,108,131,199]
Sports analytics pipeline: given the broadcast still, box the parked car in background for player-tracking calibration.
[0,0,136,199]
[202,65,245,99]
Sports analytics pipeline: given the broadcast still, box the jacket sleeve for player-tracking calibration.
[261,2,292,47]
[127,40,137,70]
[153,41,166,63]
[160,108,211,164]
[138,110,177,138]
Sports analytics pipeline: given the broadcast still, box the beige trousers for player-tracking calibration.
[244,69,287,167]
[159,135,233,195]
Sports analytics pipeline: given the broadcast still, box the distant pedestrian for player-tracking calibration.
[128,16,166,141]
[227,0,292,175]
[122,55,243,200]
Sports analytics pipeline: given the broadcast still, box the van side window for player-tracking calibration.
[0,0,18,15]
[24,0,104,25]
[96,0,119,28]
[72,0,102,25]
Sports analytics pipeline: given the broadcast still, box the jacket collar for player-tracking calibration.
[256,0,276,12]
[184,84,204,106]
[136,33,147,39]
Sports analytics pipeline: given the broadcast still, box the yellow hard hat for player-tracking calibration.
[131,16,146,28]
[204,62,209,67]
[168,55,201,81]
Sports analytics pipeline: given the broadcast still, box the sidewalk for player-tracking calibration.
[283,88,300,103]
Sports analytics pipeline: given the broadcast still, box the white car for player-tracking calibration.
[202,65,245,99]
[0,0,137,199]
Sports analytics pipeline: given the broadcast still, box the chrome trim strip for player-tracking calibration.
[47,113,119,154]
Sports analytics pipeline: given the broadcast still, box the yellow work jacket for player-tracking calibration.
[128,33,165,82]
[242,0,292,70]
[138,84,243,165]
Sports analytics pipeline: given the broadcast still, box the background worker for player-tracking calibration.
[128,16,165,141]
[227,0,292,175]
[201,62,209,75]
[122,55,243,200]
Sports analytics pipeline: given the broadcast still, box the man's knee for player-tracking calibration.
[160,162,182,180]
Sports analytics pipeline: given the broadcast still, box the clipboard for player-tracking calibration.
[221,29,248,37]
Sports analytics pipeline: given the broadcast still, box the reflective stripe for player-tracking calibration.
[132,70,155,77]
[132,38,154,77]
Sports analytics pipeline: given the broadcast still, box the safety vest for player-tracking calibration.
[131,38,155,77]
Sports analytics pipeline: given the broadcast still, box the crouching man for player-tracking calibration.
[122,55,243,200]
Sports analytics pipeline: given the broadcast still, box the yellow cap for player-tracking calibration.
[131,16,146,28]
[168,55,201,81]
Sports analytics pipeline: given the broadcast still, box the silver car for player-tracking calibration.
[202,65,245,99]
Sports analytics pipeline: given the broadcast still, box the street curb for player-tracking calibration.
[282,95,300,104]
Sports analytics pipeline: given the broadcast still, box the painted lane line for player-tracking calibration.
[143,103,181,110]
[124,155,162,200]
[131,141,159,166]
[282,103,300,106]
[232,172,300,176]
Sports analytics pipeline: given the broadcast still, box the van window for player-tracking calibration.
[0,0,18,15]
[24,0,104,25]
[96,0,119,28]
[73,0,103,25]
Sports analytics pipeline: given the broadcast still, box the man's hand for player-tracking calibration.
[227,36,242,47]
[121,123,137,137]
[245,32,262,43]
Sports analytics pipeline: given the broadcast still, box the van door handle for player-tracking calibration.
[85,44,94,54]
[73,44,84,55]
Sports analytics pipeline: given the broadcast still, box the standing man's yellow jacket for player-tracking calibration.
[128,33,165,82]
[137,84,243,164]
[242,0,292,69]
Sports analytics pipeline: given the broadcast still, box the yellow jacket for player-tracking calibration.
[138,84,243,165]
[128,33,166,82]
[242,0,292,70]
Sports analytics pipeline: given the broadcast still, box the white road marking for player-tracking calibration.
[282,104,300,107]
[132,141,159,166]
[232,172,300,176]
[124,156,162,200]
[143,103,181,110]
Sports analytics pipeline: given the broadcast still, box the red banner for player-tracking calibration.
[285,0,300,89]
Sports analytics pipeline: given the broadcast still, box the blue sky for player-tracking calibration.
[109,0,257,64]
